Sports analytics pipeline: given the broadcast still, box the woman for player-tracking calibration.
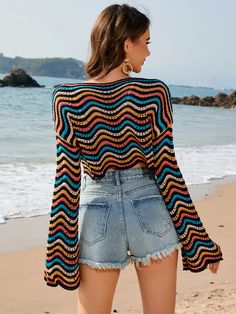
[44,4,223,314]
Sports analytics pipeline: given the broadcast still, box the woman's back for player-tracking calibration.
[52,77,170,178]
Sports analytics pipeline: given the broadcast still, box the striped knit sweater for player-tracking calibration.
[44,77,223,290]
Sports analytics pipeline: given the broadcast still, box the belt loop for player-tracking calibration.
[82,174,87,190]
[115,171,121,186]
[84,175,87,189]
[141,168,146,176]
[146,168,154,179]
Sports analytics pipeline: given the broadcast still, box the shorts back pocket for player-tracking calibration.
[79,201,111,246]
[131,195,172,237]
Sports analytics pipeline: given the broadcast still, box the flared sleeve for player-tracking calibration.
[44,86,82,290]
[151,80,223,272]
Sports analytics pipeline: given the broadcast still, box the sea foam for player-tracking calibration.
[0,142,236,224]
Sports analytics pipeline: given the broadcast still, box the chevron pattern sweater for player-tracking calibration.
[44,77,223,290]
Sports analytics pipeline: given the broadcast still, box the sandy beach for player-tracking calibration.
[0,178,236,314]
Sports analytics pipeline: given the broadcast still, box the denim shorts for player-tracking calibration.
[79,167,182,270]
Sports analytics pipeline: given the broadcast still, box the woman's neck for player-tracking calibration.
[86,66,131,83]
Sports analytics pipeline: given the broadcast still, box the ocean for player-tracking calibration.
[0,74,236,224]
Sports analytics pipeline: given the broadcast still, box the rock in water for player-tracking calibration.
[172,91,236,109]
[0,68,44,87]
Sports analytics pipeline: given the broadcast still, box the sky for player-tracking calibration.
[0,0,235,89]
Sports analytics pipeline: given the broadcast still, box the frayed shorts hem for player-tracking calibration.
[79,242,182,270]
[132,242,182,269]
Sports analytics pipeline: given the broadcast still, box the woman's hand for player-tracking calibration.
[208,261,221,274]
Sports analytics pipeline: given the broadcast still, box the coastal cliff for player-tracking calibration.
[0,53,86,79]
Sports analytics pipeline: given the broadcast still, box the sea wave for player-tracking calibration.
[175,142,236,185]
[0,142,236,224]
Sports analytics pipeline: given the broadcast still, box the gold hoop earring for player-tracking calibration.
[121,58,133,75]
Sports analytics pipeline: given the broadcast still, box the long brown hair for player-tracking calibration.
[85,4,150,80]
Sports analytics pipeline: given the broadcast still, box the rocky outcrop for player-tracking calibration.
[172,91,236,108]
[0,68,44,87]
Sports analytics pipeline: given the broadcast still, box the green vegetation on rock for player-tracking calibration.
[0,53,86,79]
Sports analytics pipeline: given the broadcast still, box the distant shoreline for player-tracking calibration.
[0,52,86,79]
[0,72,235,91]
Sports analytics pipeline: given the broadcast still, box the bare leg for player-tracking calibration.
[77,264,121,314]
[135,249,179,314]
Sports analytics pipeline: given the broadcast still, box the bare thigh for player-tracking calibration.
[135,249,179,314]
[77,264,121,314]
